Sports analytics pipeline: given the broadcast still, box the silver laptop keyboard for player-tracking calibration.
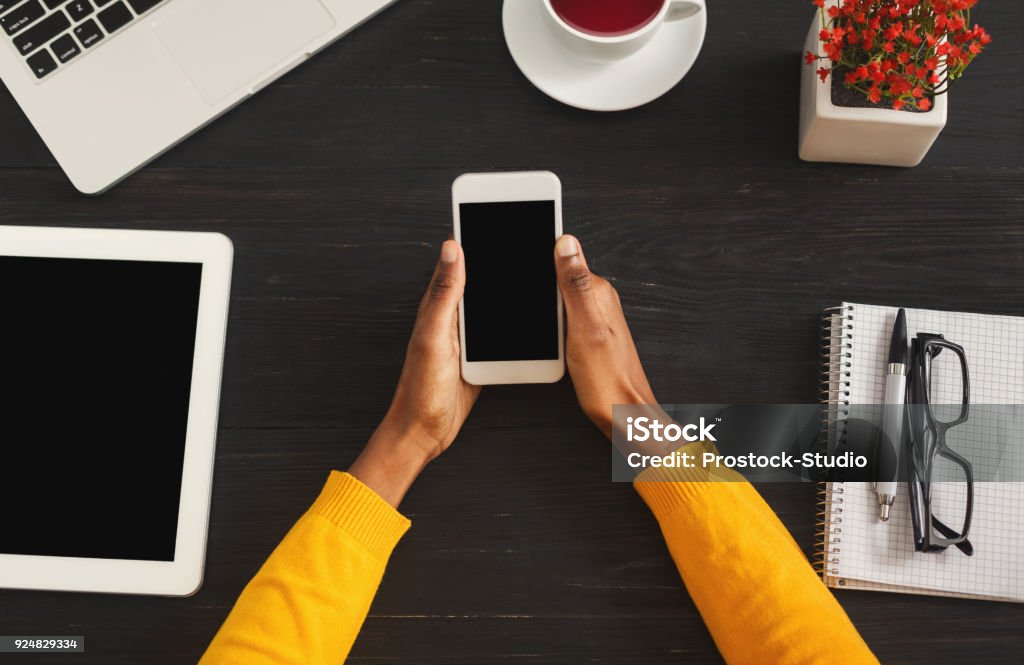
[1,0,166,80]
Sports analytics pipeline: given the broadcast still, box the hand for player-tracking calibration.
[554,235,657,439]
[349,240,481,507]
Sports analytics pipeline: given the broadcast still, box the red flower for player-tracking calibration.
[812,0,824,7]
[917,98,932,111]
[868,86,882,103]
[883,24,903,41]
[817,66,831,82]
[890,75,911,96]
[805,50,819,65]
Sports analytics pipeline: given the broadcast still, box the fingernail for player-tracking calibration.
[556,235,579,258]
[441,242,458,264]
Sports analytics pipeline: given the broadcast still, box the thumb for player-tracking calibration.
[419,240,465,329]
[554,234,602,327]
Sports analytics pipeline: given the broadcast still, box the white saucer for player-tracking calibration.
[502,0,707,112]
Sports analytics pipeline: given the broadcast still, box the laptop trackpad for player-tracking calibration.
[155,0,335,105]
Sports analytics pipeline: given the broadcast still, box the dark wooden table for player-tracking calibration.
[2,1,1022,663]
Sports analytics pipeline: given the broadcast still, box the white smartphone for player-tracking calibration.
[452,171,565,385]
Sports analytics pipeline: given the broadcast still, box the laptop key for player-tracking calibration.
[94,0,114,5]
[12,11,69,54]
[43,0,71,9]
[1,0,45,37]
[73,16,101,46]
[128,0,163,14]
[97,1,130,33]
[66,0,92,21]
[26,48,57,78]
[51,32,79,62]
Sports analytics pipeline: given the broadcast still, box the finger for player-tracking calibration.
[554,235,603,330]
[418,240,465,334]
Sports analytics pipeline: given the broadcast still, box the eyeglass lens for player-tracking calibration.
[925,344,966,424]
[928,451,971,540]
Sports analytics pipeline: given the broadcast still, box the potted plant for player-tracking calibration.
[799,0,990,167]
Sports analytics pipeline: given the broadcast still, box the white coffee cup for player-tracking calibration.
[542,0,706,63]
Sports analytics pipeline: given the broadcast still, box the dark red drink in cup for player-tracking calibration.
[549,0,667,37]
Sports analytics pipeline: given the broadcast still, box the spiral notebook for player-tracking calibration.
[817,302,1024,602]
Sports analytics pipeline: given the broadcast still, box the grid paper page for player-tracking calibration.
[826,303,1024,601]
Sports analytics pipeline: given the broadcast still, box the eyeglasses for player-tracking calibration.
[905,333,974,556]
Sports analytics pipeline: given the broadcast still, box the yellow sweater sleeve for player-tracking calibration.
[199,471,410,665]
[635,456,878,665]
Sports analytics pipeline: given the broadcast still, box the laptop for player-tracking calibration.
[0,0,396,194]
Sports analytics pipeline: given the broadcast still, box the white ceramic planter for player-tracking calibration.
[798,7,948,167]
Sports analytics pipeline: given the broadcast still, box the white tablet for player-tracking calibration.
[0,226,233,597]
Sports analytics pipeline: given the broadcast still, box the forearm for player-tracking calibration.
[200,472,410,665]
[349,419,435,508]
[635,454,877,665]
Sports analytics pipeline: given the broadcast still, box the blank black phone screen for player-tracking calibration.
[0,256,203,562]
[460,201,559,362]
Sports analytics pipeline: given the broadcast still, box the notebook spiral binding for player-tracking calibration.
[813,305,854,583]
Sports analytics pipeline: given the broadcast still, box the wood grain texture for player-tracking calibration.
[0,0,1022,663]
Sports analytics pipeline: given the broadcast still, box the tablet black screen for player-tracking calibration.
[0,257,203,562]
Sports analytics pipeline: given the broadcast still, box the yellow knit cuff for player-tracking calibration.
[309,471,411,561]
[633,442,746,519]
